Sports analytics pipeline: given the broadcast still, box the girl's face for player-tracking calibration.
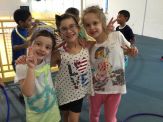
[59,18,79,43]
[83,13,103,39]
[31,36,53,63]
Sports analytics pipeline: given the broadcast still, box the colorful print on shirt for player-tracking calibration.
[92,46,125,91]
[111,69,125,86]
[68,57,89,89]
[92,46,112,91]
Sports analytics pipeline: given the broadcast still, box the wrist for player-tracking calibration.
[27,66,35,71]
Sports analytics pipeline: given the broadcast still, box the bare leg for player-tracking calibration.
[62,111,69,122]
[68,111,80,122]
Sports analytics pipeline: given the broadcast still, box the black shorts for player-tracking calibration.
[59,98,84,113]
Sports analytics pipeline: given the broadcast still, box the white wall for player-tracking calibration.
[0,0,30,19]
[0,0,19,18]
[1,0,163,39]
[143,0,163,39]
[108,0,163,40]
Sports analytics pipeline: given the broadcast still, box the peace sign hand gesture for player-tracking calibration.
[121,45,138,57]
[107,17,117,32]
[26,47,37,68]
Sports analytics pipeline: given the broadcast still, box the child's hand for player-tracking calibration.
[107,17,117,32]
[121,45,138,56]
[26,47,37,68]
[0,77,4,86]
[54,41,66,50]
[15,55,27,64]
[79,39,95,49]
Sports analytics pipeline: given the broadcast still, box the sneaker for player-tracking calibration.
[160,56,163,61]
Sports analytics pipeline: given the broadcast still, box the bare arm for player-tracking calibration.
[19,67,35,97]
[79,39,96,49]
[19,47,37,97]
[51,50,61,67]
[13,42,29,51]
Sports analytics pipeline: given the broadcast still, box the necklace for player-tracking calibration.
[15,27,28,41]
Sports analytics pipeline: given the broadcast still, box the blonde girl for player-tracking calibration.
[82,6,138,122]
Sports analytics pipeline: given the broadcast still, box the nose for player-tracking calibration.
[66,28,72,33]
[40,46,46,52]
[88,24,94,30]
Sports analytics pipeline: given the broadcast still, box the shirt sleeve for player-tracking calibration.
[128,27,135,43]
[118,31,131,48]
[14,64,27,83]
[11,30,18,46]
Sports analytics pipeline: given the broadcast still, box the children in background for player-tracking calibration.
[11,8,32,71]
[52,13,94,122]
[160,56,163,61]
[82,6,138,122]
[14,30,61,122]
[65,7,80,23]
[116,10,135,45]
[116,10,135,67]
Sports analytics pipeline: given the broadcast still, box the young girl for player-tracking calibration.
[14,30,61,122]
[51,14,94,122]
[82,6,138,122]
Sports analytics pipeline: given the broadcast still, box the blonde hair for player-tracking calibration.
[82,6,108,34]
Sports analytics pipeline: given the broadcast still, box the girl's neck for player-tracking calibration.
[66,40,79,48]
[65,40,82,54]
[37,59,43,65]
[96,32,108,44]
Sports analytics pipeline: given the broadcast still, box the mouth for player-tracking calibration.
[66,33,76,39]
[89,31,97,36]
[36,52,45,57]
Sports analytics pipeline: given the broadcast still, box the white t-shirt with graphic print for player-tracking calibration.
[90,31,130,94]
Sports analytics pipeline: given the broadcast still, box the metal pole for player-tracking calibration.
[105,0,108,14]
[142,0,148,35]
[81,0,83,14]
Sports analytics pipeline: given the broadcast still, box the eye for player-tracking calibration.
[60,27,67,32]
[35,42,41,46]
[93,21,99,26]
[46,46,52,50]
[85,24,90,28]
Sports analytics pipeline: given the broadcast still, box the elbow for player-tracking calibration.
[21,88,35,97]
[24,92,34,97]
